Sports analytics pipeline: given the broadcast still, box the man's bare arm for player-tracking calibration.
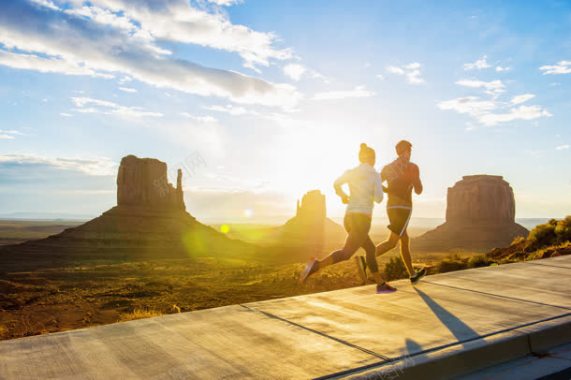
[413,165,423,195]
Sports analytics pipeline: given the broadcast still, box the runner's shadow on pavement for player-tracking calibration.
[414,288,480,346]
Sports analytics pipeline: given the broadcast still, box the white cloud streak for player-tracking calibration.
[282,63,325,82]
[71,96,163,118]
[438,96,551,127]
[119,87,137,93]
[555,144,569,151]
[477,105,552,126]
[203,104,260,116]
[495,65,511,72]
[438,79,550,127]
[312,85,375,100]
[511,93,535,105]
[0,154,117,176]
[207,0,243,7]
[0,130,23,140]
[540,60,571,75]
[180,112,218,123]
[456,79,505,96]
[463,55,491,71]
[386,62,424,84]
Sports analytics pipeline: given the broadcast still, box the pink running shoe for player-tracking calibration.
[376,282,397,294]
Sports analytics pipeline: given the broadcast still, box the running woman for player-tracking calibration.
[300,143,397,294]
[375,140,427,284]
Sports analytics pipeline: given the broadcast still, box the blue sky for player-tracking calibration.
[0,0,569,222]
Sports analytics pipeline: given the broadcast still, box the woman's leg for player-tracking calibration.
[362,236,386,284]
[318,214,360,270]
[319,232,360,269]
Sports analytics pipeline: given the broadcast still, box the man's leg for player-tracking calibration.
[399,231,414,276]
[376,232,400,257]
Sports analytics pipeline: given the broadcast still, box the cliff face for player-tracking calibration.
[414,175,528,251]
[117,155,185,211]
[446,175,515,225]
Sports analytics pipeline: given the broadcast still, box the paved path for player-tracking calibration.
[0,256,570,379]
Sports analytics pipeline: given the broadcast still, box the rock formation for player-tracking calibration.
[0,155,255,267]
[293,190,327,228]
[116,155,185,210]
[414,175,528,251]
[276,190,344,256]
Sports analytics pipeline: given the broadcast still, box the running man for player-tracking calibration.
[375,140,427,284]
[300,143,397,293]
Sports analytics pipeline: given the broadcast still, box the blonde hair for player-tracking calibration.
[359,143,376,163]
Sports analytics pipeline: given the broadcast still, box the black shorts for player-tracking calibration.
[387,206,412,236]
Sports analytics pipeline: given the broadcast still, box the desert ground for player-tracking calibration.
[0,219,480,341]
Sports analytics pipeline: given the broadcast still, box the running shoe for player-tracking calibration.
[410,267,427,284]
[376,282,397,294]
[354,255,368,284]
[299,258,319,284]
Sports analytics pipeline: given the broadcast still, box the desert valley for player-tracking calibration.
[1,155,568,341]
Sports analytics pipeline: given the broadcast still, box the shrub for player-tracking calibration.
[468,255,492,268]
[119,308,162,322]
[527,219,558,250]
[437,254,469,273]
[383,256,408,281]
[554,216,571,243]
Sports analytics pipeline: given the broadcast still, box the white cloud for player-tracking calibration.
[119,87,137,93]
[511,93,535,105]
[71,96,163,118]
[0,1,301,107]
[456,79,505,96]
[477,105,552,126]
[180,112,218,123]
[495,65,511,72]
[556,144,569,151]
[437,96,497,117]
[0,130,23,140]
[282,63,326,82]
[204,104,259,116]
[283,63,306,81]
[463,55,491,71]
[438,91,551,127]
[59,112,73,117]
[29,0,60,11]
[0,154,117,176]
[81,0,292,70]
[0,50,113,78]
[64,5,137,32]
[207,0,243,6]
[540,60,571,75]
[386,62,424,84]
[312,85,375,100]
[376,74,385,80]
